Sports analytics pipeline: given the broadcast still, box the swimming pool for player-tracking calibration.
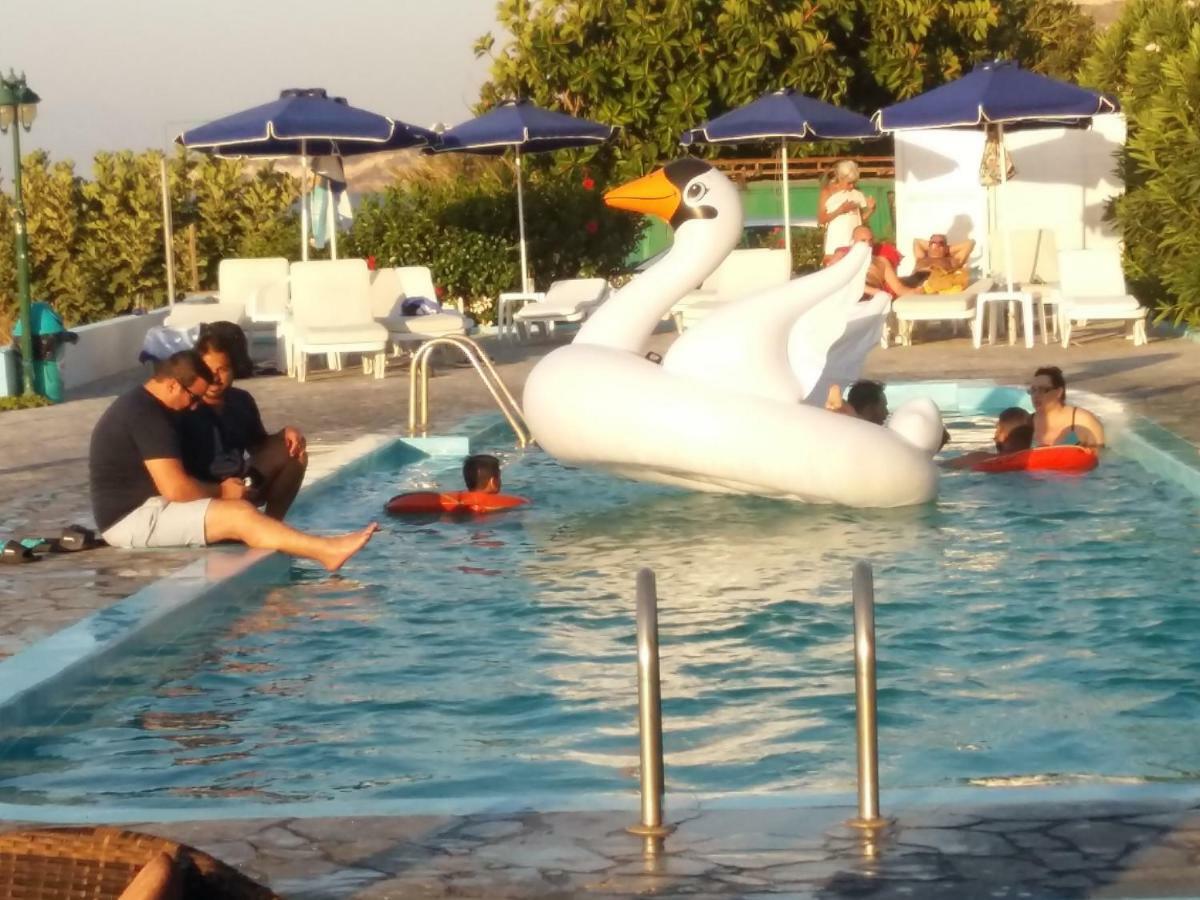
[2,394,1199,813]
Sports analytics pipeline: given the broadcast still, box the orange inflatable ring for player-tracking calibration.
[385,490,529,515]
[972,445,1098,474]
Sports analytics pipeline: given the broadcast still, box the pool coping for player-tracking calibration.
[0,382,1198,824]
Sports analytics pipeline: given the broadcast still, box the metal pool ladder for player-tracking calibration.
[407,336,533,448]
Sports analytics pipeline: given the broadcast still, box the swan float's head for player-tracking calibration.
[604,159,742,241]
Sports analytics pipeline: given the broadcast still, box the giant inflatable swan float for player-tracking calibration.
[522,160,942,508]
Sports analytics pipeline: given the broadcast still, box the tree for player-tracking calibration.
[1083,0,1200,326]
[475,0,1096,179]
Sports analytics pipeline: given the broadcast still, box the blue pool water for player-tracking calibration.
[2,417,1200,809]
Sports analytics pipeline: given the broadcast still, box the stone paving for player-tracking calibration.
[2,325,1200,897]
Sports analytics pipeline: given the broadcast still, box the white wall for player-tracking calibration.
[893,114,1126,279]
[60,308,169,389]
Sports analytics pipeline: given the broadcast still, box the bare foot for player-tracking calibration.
[825,384,844,412]
[318,523,380,572]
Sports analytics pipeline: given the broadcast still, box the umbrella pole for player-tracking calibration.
[160,156,176,308]
[781,139,792,267]
[515,147,530,294]
[328,177,339,260]
[300,141,310,262]
[999,124,1014,294]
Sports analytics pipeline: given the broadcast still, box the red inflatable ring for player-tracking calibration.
[385,490,529,515]
[972,445,1098,474]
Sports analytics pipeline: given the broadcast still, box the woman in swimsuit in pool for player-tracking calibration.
[1029,366,1105,448]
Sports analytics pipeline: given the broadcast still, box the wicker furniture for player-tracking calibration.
[0,827,279,900]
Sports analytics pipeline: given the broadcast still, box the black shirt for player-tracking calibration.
[89,387,183,531]
[178,386,269,481]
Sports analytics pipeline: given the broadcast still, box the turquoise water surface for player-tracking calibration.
[2,417,1199,809]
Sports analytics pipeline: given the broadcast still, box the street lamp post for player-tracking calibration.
[0,71,41,397]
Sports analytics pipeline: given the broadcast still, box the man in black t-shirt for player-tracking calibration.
[88,350,375,571]
[181,332,308,520]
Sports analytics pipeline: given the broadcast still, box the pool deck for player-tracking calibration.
[3,324,1200,897]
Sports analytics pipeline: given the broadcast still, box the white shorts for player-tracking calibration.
[102,497,211,549]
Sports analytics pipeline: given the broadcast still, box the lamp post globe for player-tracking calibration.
[0,71,41,398]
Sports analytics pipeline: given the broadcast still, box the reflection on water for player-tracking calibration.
[2,421,1199,807]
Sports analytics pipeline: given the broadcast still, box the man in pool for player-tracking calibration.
[463,453,503,493]
[942,407,1034,469]
[89,349,377,571]
[826,380,889,425]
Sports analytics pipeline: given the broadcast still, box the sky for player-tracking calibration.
[6,0,500,167]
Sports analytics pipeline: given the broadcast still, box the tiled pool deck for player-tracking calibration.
[3,326,1200,897]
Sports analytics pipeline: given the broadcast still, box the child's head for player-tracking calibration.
[999,424,1034,454]
[463,454,502,493]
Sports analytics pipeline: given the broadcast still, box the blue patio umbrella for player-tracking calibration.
[874,61,1119,289]
[681,89,876,259]
[178,88,434,260]
[431,99,616,293]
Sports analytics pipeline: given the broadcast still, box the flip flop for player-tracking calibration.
[14,525,104,555]
[1,540,37,564]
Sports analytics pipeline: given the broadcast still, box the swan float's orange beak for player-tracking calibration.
[603,169,680,223]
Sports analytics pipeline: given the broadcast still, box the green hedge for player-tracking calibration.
[345,162,642,323]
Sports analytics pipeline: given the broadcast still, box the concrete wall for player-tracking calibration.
[893,114,1126,278]
[59,309,169,390]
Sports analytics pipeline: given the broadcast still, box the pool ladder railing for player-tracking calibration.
[626,561,886,845]
[407,336,533,448]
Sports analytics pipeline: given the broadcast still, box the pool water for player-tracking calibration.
[3,418,1200,809]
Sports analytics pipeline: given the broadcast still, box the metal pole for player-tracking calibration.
[10,122,36,397]
[851,561,882,827]
[328,177,339,260]
[998,124,1014,294]
[628,567,673,837]
[515,147,529,294]
[780,138,792,265]
[159,156,176,308]
[300,140,309,262]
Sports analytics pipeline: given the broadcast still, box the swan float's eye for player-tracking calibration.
[685,182,708,203]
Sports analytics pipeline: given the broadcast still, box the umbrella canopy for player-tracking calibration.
[431,99,617,293]
[681,89,876,259]
[874,61,1119,291]
[178,87,434,157]
[874,60,1117,131]
[178,88,434,260]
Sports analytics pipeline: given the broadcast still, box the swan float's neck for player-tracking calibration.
[574,221,740,354]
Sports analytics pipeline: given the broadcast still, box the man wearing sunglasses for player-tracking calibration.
[89,350,376,571]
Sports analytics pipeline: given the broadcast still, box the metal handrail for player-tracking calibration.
[628,568,674,838]
[850,561,885,828]
[407,335,532,448]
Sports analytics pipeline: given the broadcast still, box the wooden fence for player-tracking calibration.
[711,155,895,183]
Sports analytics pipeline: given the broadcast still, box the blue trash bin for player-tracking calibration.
[11,302,78,403]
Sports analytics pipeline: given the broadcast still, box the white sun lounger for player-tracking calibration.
[672,248,791,332]
[289,259,388,382]
[368,267,471,351]
[892,277,993,346]
[1054,249,1147,347]
[514,277,610,339]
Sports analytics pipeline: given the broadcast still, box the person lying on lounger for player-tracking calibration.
[89,349,376,570]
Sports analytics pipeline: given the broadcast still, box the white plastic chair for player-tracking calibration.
[289,260,388,382]
[672,248,791,331]
[1055,249,1147,347]
[892,277,992,346]
[514,278,610,339]
[368,268,471,352]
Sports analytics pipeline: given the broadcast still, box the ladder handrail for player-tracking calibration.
[407,336,533,448]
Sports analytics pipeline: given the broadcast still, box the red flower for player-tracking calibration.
[435,285,445,298]
[585,219,599,234]
[582,177,596,191]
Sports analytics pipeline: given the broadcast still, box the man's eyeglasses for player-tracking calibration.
[177,380,205,407]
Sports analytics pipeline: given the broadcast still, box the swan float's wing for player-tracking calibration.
[787,253,873,401]
[662,244,871,404]
[800,290,891,405]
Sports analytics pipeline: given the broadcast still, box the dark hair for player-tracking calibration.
[152,349,212,384]
[846,380,886,415]
[462,454,501,491]
[1033,366,1067,399]
[1000,424,1034,453]
[997,406,1032,426]
[197,321,253,379]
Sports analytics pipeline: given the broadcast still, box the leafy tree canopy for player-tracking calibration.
[475,0,1095,177]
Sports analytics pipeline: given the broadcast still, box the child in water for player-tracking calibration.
[462,454,502,494]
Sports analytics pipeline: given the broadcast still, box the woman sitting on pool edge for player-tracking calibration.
[1030,366,1105,448]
